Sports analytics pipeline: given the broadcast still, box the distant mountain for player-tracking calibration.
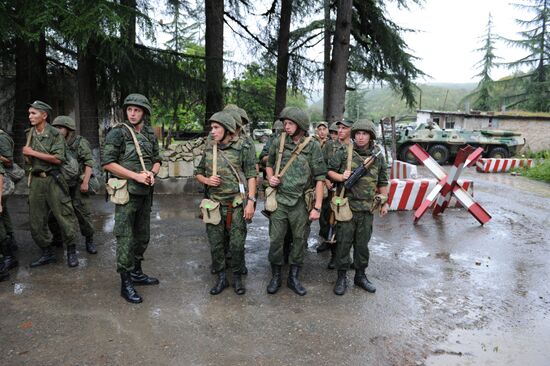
[309,82,477,122]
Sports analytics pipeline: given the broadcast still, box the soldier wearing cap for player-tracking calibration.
[327,119,389,295]
[102,94,161,304]
[265,107,327,296]
[328,123,338,141]
[195,111,257,295]
[0,151,15,281]
[315,121,329,148]
[49,115,96,254]
[23,100,80,268]
[0,128,18,277]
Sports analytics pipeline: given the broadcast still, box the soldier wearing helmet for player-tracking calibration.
[327,119,389,296]
[0,128,18,281]
[265,107,327,296]
[23,101,80,269]
[49,116,97,255]
[101,93,162,304]
[195,111,257,296]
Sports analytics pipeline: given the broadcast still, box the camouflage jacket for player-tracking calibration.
[195,136,257,204]
[0,130,14,162]
[328,143,388,212]
[28,124,67,173]
[267,134,327,206]
[322,139,342,165]
[67,134,94,178]
[101,121,161,195]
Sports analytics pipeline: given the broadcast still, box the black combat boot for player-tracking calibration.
[267,264,282,294]
[316,241,330,253]
[30,247,57,267]
[210,271,228,295]
[334,270,347,296]
[2,241,18,270]
[130,259,159,285]
[241,265,248,275]
[287,265,307,296]
[67,245,79,267]
[354,269,376,293]
[7,233,17,252]
[233,273,246,295]
[120,272,143,304]
[85,236,97,254]
[327,246,336,270]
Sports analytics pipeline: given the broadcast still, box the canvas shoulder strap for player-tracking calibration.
[274,132,287,176]
[339,142,353,198]
[122,124,147,172]
[218,148,246,199]
[279,136,313,178]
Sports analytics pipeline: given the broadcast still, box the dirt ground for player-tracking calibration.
[1,169,549,365]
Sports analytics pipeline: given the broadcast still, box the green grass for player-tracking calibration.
[522,159,550,183]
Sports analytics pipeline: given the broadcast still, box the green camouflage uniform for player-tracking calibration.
[101,121,161,273]
[328,143,388,270]
[50,134,95,241]
[318,139,342,240]
[195,136,257,274]
[28,124,78,249]
[0,131,15,245]
[266,134,327,266]
[0,162,7,255]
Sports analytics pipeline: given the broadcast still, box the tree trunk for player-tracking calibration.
[274,0,293,119]
[326,0,352,123]
[77,39,100,149]
[205,0,224,130]
[120,0,136,101]
[322,0,332,121]
[13,33,48,164]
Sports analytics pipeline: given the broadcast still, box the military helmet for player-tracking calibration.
[238,107,249,124]
[279,107,310,131]
[329,123,338,133]
[52,115,76,131]
[224,104,249,125]
[28,100,52,119]
[316,121,329,129]
[123,93,152,115]
[225,108,243,128]
[209,111,236,133]
[273,119,284,131]
[351,119,377,139]
[336,119,354,128]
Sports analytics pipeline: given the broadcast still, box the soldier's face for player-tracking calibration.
[354,130,371,147]
[28,107,47,126]
[210,122,226,142]
[56,126,69,137]
[317,126,328,139]
[337,125,350,141]
[126,106,144,124]
[283,119,298,135]
[330,131,338,141]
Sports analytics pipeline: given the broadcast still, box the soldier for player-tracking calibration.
[102,94,161,304]
[0,129,18,273]
[315,121,329,148]
[23,101,80,268]
[265,107,327,296]
[327,120,389,295]
[195,111,257,295]
[0,157,15,281]
[50,116,97,254]
[329,123,338,141]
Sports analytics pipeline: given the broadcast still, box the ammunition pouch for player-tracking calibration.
[264,186,278,212]
[304,188,315,212]
[199,198,221,225]
[106,178,129,205]
[371,194,388,213]
[2,175,15,196]
[330,196,353,222]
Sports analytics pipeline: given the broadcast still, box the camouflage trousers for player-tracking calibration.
[268,199,308,266]
[114,193,152,273]
[206,204,246,274]
[29,175,77,249]
[0,199,9,255]
[318,195,331,240]
[49,185,94,242]
[335,210,373,271]
[1,196,14,238]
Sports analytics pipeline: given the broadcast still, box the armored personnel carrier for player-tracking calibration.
[396,122,525,164]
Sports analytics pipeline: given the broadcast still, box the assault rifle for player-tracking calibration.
[343,149,382,190]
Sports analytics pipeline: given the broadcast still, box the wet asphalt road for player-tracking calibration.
[1,169,549,365]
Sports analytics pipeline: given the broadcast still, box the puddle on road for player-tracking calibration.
[14,283,28,295]
[426,314,550,366]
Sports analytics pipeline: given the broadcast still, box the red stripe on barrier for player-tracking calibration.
[485,160,491,173]
[492,159,501,173]
[398,181,414,210]
[511,160,517,169]
[402,163,406,179]
[501,159,509,172]
[388,180,397,206]
[469,202,492,225]
[410,145,430,163]
[413,181,430,209]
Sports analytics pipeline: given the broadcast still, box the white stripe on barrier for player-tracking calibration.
[388,179,474,211]
[390,160,418,179]
[476,158,534,173]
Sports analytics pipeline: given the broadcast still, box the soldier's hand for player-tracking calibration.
[134,171,150,185]
[244,200,255,221]
[309,209,320,221]
[145,171,156,186]
[269,175,280,187]
[379,203,389,217]
[342,170,352,181]
[209,175,221,187]
[80,181,89,193]
[22,146,35,156]
[325,179,333,190]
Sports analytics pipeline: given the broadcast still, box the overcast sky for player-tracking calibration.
[386,0,532,83]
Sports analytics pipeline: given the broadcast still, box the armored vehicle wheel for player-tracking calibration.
[489,146,509,159]
[399,145,418,164]
[428,144,450,164]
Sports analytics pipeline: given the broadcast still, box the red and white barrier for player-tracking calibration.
[388,179,473,211]
[476,158,534,173]
[390,160,418,179]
